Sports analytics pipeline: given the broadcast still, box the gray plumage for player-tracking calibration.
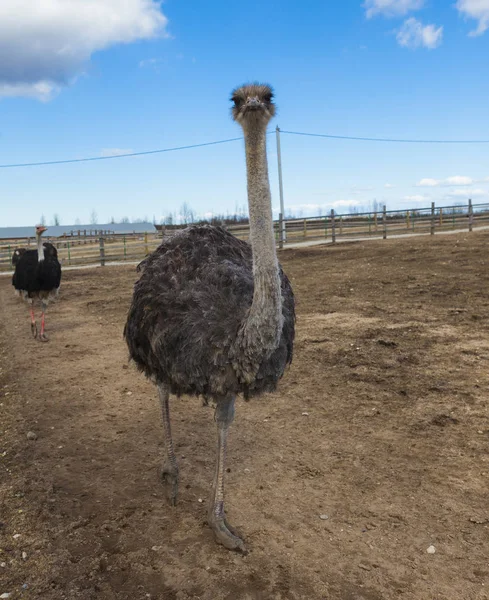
[124,224,294,399]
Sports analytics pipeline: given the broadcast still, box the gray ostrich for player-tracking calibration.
[124,83,295,551]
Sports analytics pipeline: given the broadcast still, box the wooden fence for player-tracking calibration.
[1,200,488,272]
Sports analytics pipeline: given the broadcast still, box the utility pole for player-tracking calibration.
[276,126,286,245]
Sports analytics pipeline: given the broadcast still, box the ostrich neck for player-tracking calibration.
[242,126,282,355]
[37,234,44,262]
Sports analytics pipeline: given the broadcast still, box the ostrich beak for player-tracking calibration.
[245,97,261,110]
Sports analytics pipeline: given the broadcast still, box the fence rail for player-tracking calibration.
[1,200,487,272]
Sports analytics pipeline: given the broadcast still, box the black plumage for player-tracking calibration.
[125,225,295,400]
[13,243,61,297]
[12,248,27,295]
[12,247,26,267]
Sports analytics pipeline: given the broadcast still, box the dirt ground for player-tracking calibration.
[1,232,488,600]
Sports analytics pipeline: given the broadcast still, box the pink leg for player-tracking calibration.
[39,311,48,342]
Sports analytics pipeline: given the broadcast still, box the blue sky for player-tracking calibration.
[1,0,488,226]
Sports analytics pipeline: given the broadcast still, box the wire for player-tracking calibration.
[0,136,246,169]
[280,130,489,144]
[1,128,487,169]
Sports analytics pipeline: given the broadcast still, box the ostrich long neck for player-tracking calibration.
[37,234,44,262]
[242,125,283,354]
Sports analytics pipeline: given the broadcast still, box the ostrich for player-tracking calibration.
[13,225,62,341]
[124,83,295,552]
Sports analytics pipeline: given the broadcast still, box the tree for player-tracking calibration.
[51,214,61,226]
[40,214,46,226]
[75,217,81,226]
[90,209,98,225]
[120,216,130,223]
[180,202,195,225]
[110,216,116,224]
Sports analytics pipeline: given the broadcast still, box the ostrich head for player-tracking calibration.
[231,83,275,129]
[35,225,47,236]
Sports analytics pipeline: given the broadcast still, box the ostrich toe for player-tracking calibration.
[208,513,246,552]
[158,463,179,506]
[31,322,38,338]
[39,332,49,342]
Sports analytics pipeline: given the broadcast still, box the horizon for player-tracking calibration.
[1,0,488,227]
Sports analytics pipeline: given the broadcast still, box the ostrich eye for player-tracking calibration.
[232,96,241,107]
[263,92,273,103]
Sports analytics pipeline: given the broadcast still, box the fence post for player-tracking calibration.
[468,198,473,232]
[331,209,336,244]
[99,236,105,266]
[276,126,286,245]
[406,210,410,229]
[324,216,328,240]
[123,235,127,259]
[430,202,435,235]
[303,219,307,240]
[7,245,12,267]
[439,207,443,226]
[278,213,284,249]
[382,205,387,239]
[67,241,71,265]
[374,212,378,232]
[144,232,149,255]
[340,216,343,236]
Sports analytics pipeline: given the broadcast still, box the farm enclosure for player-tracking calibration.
[1,201,488,272]
[0,232,488,599]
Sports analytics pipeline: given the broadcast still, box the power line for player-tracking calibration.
[0,136,247,169]
[280,130,489,144]
[0,128,487,170]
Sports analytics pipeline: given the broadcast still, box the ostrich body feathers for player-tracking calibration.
[124,225,295,400]
[13,243,61,298]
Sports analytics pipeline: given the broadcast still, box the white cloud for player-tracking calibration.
[417,178,440,187]
[417,175,474,187]
[365,0,424,18]
[456,0,489,36]
[101,148,134,157]
[384,183,395,188]
[397,18,443,49]
[446,175,473,186]
[0,81,58,102]
[0,0,168,100]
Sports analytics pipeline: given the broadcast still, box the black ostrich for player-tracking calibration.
[124,83,295,551]
[13,225,62,341]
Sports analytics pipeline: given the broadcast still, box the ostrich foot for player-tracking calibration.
[31,322,38,338]
[158,463,179,506]
[208,512,246,552]
[39,332,49,342]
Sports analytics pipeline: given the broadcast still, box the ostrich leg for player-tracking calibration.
[38,299,49,342]
[28,300,37,338]
[157,384,179,505]
[208,394,245,552]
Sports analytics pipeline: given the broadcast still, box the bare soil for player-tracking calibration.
[1,232,488,600]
